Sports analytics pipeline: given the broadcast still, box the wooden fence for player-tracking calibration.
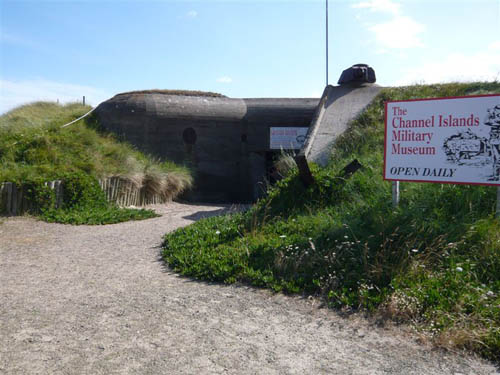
[1,177,169,216]
[98,177,168,207]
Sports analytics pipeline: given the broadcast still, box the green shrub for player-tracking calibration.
[14,172,158,225]
[41,172,158,225]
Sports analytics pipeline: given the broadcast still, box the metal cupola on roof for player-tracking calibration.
[337,64,376,85]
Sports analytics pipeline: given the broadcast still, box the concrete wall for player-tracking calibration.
[95,93,319,202]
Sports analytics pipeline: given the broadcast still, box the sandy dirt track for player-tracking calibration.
[0,202,498,374]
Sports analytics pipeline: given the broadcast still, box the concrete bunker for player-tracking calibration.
[95,91,318,202]
[95,65,380,203]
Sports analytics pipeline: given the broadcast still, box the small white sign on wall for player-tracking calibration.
[384,94,500,186]
[270,127,309,150]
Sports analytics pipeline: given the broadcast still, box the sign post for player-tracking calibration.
[384,95,500,211]
[392,181,400,207]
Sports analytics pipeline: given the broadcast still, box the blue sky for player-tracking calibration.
[1,0,499,113]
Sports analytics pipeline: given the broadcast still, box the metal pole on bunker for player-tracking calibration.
[392,181,400,208]
[325,0,328,86]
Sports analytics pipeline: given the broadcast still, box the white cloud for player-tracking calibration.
[1,32,26,45]
[370,16,425,49]
[0,31,42,51]
[352,0,401,15]
[353,0,425,52]
[395,50,500,86]
[489,40,500,51]
[216,76,232,83]
[186,10,198,18]
[0,78,111,114]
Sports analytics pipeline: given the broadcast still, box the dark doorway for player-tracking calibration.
[265,151,282,185]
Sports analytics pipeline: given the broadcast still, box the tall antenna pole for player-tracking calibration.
[326,0,329,86]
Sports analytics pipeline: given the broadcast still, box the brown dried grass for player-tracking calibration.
[274,153,297,178]
[130,170,193,203]
[435,327,487,352]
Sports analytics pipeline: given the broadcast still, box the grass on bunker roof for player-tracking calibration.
[113,89,226,98]
[162,81,500,362]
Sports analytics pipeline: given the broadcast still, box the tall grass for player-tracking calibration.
[0,101,193,198]
[162,82,500,361]
[1,101,193,224]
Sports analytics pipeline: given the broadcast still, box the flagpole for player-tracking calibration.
[326,0,329,86]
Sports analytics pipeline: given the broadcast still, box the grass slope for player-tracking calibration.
[0,101,193,224]
[163,82,500,361]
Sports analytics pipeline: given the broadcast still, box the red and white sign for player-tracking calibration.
[270,127,309,150]
[384,94,500,185]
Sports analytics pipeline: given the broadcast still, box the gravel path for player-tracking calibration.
[0,202,498,375]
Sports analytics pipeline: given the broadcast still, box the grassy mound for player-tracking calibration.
[0,101,193,224]
[163,82,500,361]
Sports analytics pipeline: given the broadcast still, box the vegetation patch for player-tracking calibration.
[113,89,226,98]
[34,172,159,225]
[1,101,192,224]
[163,82,500,361]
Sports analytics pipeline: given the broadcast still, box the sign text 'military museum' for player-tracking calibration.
[384,94,500,185]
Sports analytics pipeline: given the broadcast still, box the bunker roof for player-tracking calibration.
[113,89,226,98]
